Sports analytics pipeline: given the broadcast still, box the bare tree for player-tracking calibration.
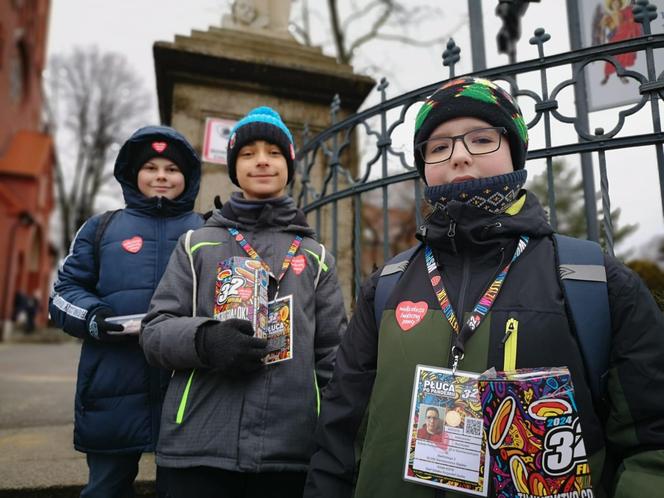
[291,0,467,66]
[44,47,151,251]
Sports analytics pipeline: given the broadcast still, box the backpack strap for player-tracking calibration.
[184,230,197,317]
[554,234,611,404]
[93,210,120,273]
[373,243,423,328]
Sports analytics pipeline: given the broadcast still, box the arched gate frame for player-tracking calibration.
[294,5,664,303]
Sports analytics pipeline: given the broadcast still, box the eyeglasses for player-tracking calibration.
[416,127,507,164]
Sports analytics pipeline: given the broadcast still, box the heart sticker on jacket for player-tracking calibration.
[395,301,428,331]
[121,236,143,254]
[291,254,306,275]
[151,141,167,153]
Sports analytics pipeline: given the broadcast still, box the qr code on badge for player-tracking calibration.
[464,417,483,437]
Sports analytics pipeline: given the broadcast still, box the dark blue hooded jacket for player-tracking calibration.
[49,126,203,454]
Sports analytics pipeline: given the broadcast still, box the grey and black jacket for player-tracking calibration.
[141,194,347,472]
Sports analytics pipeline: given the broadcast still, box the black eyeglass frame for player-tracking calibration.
[415,126,508,164]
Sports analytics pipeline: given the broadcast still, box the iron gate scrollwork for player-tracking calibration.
[294,1,664,303]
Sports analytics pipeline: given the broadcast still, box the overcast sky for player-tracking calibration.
[46,0,664,258]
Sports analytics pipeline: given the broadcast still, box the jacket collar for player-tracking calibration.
[418,190,553,255]
[209,192,315,237]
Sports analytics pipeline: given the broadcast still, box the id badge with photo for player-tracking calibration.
[264,294,293,364]
[404,364,489,496]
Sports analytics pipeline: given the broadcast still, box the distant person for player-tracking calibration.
[304,76,664,497]
[141,106,347,498]
[49,126,203,498]
[23,292,39,333]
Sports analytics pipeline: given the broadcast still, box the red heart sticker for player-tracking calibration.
[431,275,441,286]
[291,254,306,275]
[121,236,143,254]
[395,301,428,331]
[152,141,167,153]
[238,287,253,300]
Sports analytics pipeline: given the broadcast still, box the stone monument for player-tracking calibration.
[154,0,375,309]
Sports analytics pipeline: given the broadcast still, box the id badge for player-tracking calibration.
[264,294,293,364]
[404,365,489,496]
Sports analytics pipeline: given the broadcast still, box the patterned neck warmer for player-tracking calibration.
[424,170,527,214]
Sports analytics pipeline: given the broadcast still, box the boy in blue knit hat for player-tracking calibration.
[141,106,347,497]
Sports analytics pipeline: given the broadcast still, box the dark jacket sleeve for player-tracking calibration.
[602,254,664,497]
[304,273,380,498]
[313,247,348,390]
[140,234,211,371]
[48,216,107,339]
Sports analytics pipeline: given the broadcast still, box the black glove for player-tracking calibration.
[86,307,125,342]
[195,319,268,375]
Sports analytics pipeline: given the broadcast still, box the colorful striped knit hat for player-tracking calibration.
[413,77,529,181]
[226,106,296,187]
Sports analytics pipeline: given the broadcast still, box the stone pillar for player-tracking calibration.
[154,24,375,312]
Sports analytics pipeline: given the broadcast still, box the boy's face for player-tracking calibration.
[137,157,185,200]
[422,117,514,186]
[235,140,288,200]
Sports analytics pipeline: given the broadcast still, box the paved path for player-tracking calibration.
[0,341,155,496]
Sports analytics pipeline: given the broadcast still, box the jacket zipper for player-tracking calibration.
[313,370,321,417]
[447,252,471,366]
[447,219,457,254]
[502,314,519,371]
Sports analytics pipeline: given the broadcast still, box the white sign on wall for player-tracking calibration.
[202,117,237,165]
[579,0,664,111]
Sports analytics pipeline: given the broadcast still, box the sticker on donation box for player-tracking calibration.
[404,365,489,496]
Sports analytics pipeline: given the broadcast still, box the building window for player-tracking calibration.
[9,40,29,104]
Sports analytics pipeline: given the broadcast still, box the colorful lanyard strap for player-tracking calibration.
[227,227,303,282]
[425,235,529,371]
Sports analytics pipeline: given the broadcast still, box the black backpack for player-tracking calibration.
[92,210,120,272]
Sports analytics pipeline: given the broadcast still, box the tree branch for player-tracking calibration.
[347,1,394,60]
[327,0,349,64]
[341,0,384,33]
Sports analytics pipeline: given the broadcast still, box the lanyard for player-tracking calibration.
[425,235,529,371]
[227,227,303,283]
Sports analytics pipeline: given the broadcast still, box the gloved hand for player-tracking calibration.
[86,307,124,342]
[195,319,268,375]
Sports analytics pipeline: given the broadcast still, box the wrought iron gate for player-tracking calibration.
[295,3,664,302]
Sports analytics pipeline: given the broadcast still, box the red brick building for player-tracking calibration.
[0,0,54,338]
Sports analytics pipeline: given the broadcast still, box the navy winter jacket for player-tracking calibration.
[49,126,203,454]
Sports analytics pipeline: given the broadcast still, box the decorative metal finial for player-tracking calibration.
[529,27,551,58]
[377,77,389,102]
[442,38,461,78]
[330,94,341,124]
[633,0,657,35]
